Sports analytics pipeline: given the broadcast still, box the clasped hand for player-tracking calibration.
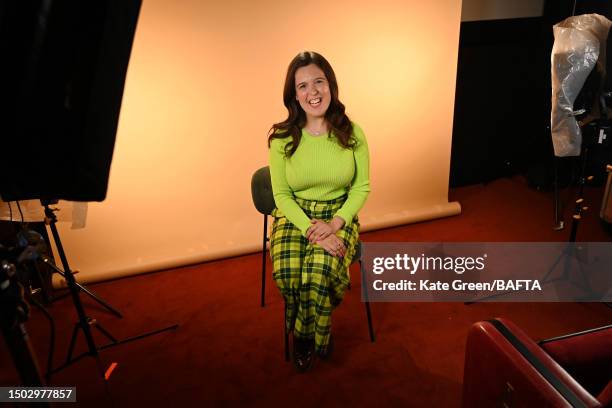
[307,219,334,242]
[316,234,346,258]
[307,218,346,257]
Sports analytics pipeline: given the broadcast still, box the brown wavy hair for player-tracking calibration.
[268,51,354,156]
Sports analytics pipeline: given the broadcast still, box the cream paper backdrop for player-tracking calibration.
[50,0,462,285]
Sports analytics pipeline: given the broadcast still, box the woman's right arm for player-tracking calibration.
[269,138,312,236]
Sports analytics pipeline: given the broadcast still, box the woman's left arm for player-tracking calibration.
[333,123,371,226]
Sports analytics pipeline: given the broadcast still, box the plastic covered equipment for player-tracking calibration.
[551,14,612,157]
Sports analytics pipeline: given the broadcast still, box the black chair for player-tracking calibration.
[251,166,275,308]
[251,166,375,361]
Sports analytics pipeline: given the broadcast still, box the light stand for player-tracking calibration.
[469,133,603,303]
[540,139,595,297]
[41,201,179,383]
[553,155,565,231]
[35,203,122,317]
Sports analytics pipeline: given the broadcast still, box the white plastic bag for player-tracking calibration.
[551,14,612,157]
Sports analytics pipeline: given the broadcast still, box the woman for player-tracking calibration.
[268,51,370,372]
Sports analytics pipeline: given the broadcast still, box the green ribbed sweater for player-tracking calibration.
[269,123,370,235]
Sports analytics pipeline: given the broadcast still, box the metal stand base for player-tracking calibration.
[48,318,178,378]
[41,201,179,387]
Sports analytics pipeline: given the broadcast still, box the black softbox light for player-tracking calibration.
[0,0,141,202]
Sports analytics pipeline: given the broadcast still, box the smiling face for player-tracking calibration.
[294,63,331,121]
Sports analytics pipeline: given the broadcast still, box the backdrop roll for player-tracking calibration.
[50,0,462,285]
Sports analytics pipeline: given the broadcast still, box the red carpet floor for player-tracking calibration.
[1,176,611,407]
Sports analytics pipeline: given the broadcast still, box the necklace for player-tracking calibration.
[306,125,327,136]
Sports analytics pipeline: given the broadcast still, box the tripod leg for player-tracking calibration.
[92,321,118,343]
[91,351,118,407]
[39,209,100,359]
[553,156,565,230]
[66,323,80,363]
[74,281,123,318]
[43,258,123,318]
[98,324,179,351]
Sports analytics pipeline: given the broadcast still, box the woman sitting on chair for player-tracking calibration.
[268,51,370,372]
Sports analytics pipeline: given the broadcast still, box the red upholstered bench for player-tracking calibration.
[462,318,612,407]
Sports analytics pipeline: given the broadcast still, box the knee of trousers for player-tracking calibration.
[272,267,301,291]
[306,249,341,278]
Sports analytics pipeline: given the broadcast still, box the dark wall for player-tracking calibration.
[545,0,612,27]
[450,1,612,187]
[450,17,550,187]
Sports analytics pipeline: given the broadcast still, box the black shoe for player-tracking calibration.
[317,335,334,360]
[293,337,314,373]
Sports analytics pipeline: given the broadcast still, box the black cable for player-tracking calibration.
[15,201,25,224]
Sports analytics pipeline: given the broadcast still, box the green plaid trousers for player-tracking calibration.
[270,195,359,352]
